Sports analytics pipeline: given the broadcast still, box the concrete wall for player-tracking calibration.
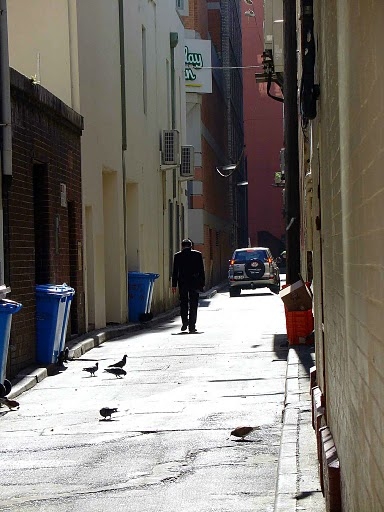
[124,0,187,311]
[76,0,125,328]
[301,1,384,509]
[7,0,188,328]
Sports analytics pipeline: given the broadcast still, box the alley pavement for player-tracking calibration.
[4,282,324,511]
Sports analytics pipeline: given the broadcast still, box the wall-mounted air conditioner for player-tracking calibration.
[263,0,284,73]
[162,130,180,165]
[180,146,194,178]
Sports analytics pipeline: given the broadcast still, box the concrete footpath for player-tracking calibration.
[274,344,325,511]
[6,283,324,512]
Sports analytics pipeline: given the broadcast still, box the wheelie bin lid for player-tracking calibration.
[36,284,75,296]
[0,299,23,314]
[128,272,160,279]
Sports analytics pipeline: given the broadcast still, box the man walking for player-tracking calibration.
[172,239,205,333]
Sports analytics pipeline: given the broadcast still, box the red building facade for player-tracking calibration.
[242,1,285,256]
[181,0,244,286]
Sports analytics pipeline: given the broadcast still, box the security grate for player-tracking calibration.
[180,145,194,176]
[162,130,179,165]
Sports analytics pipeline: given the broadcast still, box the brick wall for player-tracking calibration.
[182,0,209,37]
[182,0,234,283]
[306,1,384,509]
[6,69,85,377]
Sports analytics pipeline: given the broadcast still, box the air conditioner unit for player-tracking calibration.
[180,146,194,178]
[162,130,180,165]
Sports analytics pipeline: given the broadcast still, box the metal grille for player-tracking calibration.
[180,146,194,176]
[163,130,179,165]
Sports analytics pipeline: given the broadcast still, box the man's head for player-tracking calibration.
[181,239,192,249]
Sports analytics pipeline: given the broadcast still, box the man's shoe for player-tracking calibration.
[181,323,188,332]
[189,327,197,333]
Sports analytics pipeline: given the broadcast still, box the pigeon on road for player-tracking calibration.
[104,367,126,378]
[0,397,20,410]
[229,426,258,441]
[108,354,127,368]
[82,362,98,377]
[99,407,118,420]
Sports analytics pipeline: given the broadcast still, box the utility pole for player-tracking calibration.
[283,0,301,284]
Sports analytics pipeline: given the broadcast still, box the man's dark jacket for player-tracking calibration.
[172,248,205,291]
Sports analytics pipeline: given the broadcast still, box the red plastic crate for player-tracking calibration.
[285,308,314,345]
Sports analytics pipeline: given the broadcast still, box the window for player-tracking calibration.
[234,249,268,263]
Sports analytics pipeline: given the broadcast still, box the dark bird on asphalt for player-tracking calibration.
[0,397,20,410]
[99,407,118,420]
[108,354,128,368]
[57,347,69,366]
[82,362,98,377]
[103,367,127,378]
[229,426,259,441]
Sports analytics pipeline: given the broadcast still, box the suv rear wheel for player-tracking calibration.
[270,278,281,294]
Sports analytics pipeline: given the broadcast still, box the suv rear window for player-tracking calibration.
[233,249,268,263]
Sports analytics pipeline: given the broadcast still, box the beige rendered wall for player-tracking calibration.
[76,0,125,328]
[303,1,384,509]
[124,1,187,312]
[7,0,188,326]
[7,0,74,106]
[7,0,125,329]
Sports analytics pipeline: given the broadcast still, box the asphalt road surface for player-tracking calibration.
[0,285,288,512]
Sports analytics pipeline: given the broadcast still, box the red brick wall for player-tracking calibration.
[6,69,85,377]
[182,0,209,37]
[182,1,234,283]
[242,1,285,253]
[208,8,222,54]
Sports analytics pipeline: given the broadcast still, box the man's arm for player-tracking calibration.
[171,253,179,293]
[198,252,205,289]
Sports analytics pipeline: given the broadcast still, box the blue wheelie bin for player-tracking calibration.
[146,272,160,314]
[128,272,159,322]
[58,287,75,355]
[0,299,22,397]
[35,284,74,364]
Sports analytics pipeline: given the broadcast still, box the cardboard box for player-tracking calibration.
[279,280,313,311]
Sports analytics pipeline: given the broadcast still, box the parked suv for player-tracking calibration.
[228,247,280,297]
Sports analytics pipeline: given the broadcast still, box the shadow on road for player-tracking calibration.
[290,344,315,376]
[273,333,289,361]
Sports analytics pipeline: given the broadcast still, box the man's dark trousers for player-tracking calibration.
[179,287,199,330]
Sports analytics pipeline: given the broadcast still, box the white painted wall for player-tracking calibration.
[124,0,187,311]
[7,0,188,328]
[8,0,73,105]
